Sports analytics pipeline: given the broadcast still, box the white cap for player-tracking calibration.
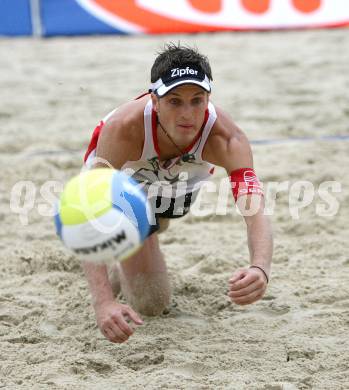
[150,66,211,97]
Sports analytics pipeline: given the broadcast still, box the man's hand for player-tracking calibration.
[228,267,268,305]
[95,301,143,343]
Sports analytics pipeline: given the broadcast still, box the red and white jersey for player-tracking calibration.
[84,98,217,199]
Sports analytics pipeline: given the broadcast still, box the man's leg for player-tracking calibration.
[157,217,170,234]
[108,224,171,316]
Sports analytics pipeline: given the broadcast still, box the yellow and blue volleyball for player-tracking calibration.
[54,168,151,264]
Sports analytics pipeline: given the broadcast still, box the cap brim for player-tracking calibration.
[156,78,211,97]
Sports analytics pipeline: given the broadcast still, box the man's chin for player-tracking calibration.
[176,125,197,135]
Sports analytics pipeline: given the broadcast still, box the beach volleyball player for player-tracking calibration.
[83,44,273,343]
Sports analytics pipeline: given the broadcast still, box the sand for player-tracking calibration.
[0,29,348,389]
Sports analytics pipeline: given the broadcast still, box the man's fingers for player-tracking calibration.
[124,308,144,325]
[231,289,264,305]
[102,326,123,343]
[229,273,256,291]
[228,280,262,298]
[96,303,143,343]
[227,267,268,305]
[115,315,134,337]
[102,326,113,340]
[107,321,129,342]
[229,270,246,284]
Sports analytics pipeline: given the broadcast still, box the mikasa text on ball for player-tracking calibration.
[55,169,151,264]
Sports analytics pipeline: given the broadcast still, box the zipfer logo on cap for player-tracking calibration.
[171,67,199,78]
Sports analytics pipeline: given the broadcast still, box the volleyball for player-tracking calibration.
[54,168,151,264]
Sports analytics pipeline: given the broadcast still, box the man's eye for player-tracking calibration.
[192,98,203,105]
[170,99,180,105]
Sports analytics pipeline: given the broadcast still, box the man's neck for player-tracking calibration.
[156,126,183,161]
[156,123,200,162]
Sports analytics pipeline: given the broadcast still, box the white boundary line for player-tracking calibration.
[30,0,43,37]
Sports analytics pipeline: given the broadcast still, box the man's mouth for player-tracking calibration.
[178,124,194,129]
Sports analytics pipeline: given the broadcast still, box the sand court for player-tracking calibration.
[1,29,348,389]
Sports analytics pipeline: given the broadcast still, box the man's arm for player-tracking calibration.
[203,107,273,304]
[82,102,144,341]
[245,208,273,278]
[229,204,273,305]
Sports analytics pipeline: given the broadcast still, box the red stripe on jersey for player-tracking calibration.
[151,109,161,156]
[135,92,150,100]
[84,120,104,162]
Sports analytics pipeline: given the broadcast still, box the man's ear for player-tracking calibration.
[151,92,160,113]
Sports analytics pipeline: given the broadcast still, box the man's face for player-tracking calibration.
[152,84,209,145]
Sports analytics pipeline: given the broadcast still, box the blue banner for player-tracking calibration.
[0,0,32,36]
[0,0,348,37]
[41,0,124,37]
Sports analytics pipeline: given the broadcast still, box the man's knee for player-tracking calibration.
[124,273,171,316]
[134,289,170,316]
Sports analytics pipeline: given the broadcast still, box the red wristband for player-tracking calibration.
[229,168,264,202]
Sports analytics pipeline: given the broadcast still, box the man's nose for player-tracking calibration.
[179,103,192,119]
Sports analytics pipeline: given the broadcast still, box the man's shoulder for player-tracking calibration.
[95,95,149,165]
[203,104,251,168]
[105,95,149,141]
[210,105,241,141]
[206,105,247,151]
